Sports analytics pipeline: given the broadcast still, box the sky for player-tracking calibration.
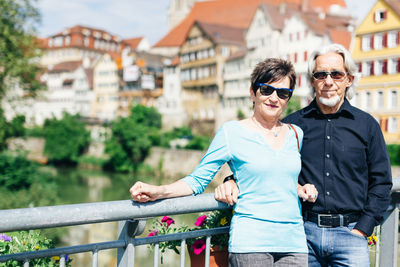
[36,0,378,46]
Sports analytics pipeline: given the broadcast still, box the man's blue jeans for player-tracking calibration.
[304,221,370,267]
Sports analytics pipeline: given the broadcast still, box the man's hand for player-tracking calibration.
[351,228,367,237]
[214,179,238,206]
[298,184,318,202]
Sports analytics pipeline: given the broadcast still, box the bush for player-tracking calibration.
[42,113,90,164]
[0,231,72,267]
[387,144,400,166]
[0,153,59,210]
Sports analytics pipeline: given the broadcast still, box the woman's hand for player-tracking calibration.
[298,183,318,202]
[214,179,239,206]
[129,181,162,202]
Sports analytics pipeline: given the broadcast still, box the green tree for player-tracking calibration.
[105,117,152,173]
[0,0,43,98]
[0,108,26,151]
[0,152,59,209]
[42,113,90,164]
[282,95,302,118]
[130,105,162,128]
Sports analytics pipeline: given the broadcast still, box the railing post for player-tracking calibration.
[117,219,146,267]
[379,204,399,267]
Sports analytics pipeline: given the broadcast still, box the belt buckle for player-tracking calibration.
[317,214,332,228]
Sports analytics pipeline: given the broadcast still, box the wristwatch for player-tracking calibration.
[223,174,236,183]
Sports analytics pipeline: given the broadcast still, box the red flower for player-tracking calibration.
[161,216,175,228]
[147,230,159,237]
[192,239,206,255]
[195,215,207,227]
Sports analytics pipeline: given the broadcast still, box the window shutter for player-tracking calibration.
[304,51,308,61]
[385,118,388,132]
[298,75,302,87]
[397,31,400,45]
[384,10,387,19]
[371,35,375,49]
[371,61,375,75]
[383,32,388,47]
[294,52,298,63]
[397,58,400,73]
[383,59,388,74]
[359,62,362,72]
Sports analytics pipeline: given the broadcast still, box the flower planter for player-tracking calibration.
[188,245,228,267]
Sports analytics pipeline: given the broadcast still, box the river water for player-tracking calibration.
[52,167,208,267]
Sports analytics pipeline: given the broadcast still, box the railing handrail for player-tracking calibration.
[0,193,230,232]
[1,177,399,233]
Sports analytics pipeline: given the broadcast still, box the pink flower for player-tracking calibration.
[192,239,206,255]
[161,216,175,228]
[195,215,207,227]
[147,230,159,237]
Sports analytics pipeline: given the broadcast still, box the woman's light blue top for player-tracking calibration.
[182,120,307,253]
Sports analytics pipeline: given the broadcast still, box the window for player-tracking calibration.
[388,58,396,74]
[374,9,387,23]
[366,91,372,108]
[362,35,371,51]
[377,91,384,108]
[388,31,398,48]
[363,62,371,76]
[375,60,382,75]
[390,90,398,108]
[388,117,398,133]
[374,33,383,50]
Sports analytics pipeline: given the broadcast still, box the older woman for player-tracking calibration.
[130,58,317,267]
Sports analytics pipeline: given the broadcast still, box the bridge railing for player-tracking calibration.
[1,178,400,267]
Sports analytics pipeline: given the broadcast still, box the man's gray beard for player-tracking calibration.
[319,95,341,107]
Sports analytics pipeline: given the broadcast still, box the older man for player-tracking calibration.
[215,44,393,266]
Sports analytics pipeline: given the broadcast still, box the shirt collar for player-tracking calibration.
[303,98,355,119]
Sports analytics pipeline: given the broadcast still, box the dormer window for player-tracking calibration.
[374,9,387,23]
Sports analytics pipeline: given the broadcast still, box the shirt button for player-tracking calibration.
[327,136,330,140]
[326,172,330,176]
[326,191,330,195]
[326,154,330,158]
[328,119,331,122]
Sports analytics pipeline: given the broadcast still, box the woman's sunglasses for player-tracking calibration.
[255,83,293,100]
[312,71,347,81]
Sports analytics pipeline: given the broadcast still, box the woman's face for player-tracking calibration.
[250,76,290,120]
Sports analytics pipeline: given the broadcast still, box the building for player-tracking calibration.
[155,57,186,129]
[352,0,400,143]
[178,21,246,134]
[152,0,347,57]
[280,6,354,106]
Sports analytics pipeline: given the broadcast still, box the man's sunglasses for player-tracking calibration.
[256,83,293,100]
[312,71,347,81]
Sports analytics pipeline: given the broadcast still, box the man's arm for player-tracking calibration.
[354,123,393,236]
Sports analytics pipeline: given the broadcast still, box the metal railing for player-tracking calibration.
[0,178,400,267]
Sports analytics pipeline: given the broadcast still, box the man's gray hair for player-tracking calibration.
[307,43,360,100]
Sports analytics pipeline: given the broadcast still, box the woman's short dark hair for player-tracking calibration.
[250,58,296,96]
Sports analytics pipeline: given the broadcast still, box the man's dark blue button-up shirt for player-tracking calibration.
[283,98,392,236]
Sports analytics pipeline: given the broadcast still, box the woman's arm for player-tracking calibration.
[130,180,194,202]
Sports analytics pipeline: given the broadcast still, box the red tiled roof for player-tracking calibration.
[123,37,144,50]
[154,0,346,48]
[48,60,82,73]
[328,28,352,50]
[196,21,246,46]
[386,0,400,15]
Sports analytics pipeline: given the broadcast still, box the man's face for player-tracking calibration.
[311,52,354,107]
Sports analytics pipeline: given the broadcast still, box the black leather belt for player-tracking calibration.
[304,211,360,228]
